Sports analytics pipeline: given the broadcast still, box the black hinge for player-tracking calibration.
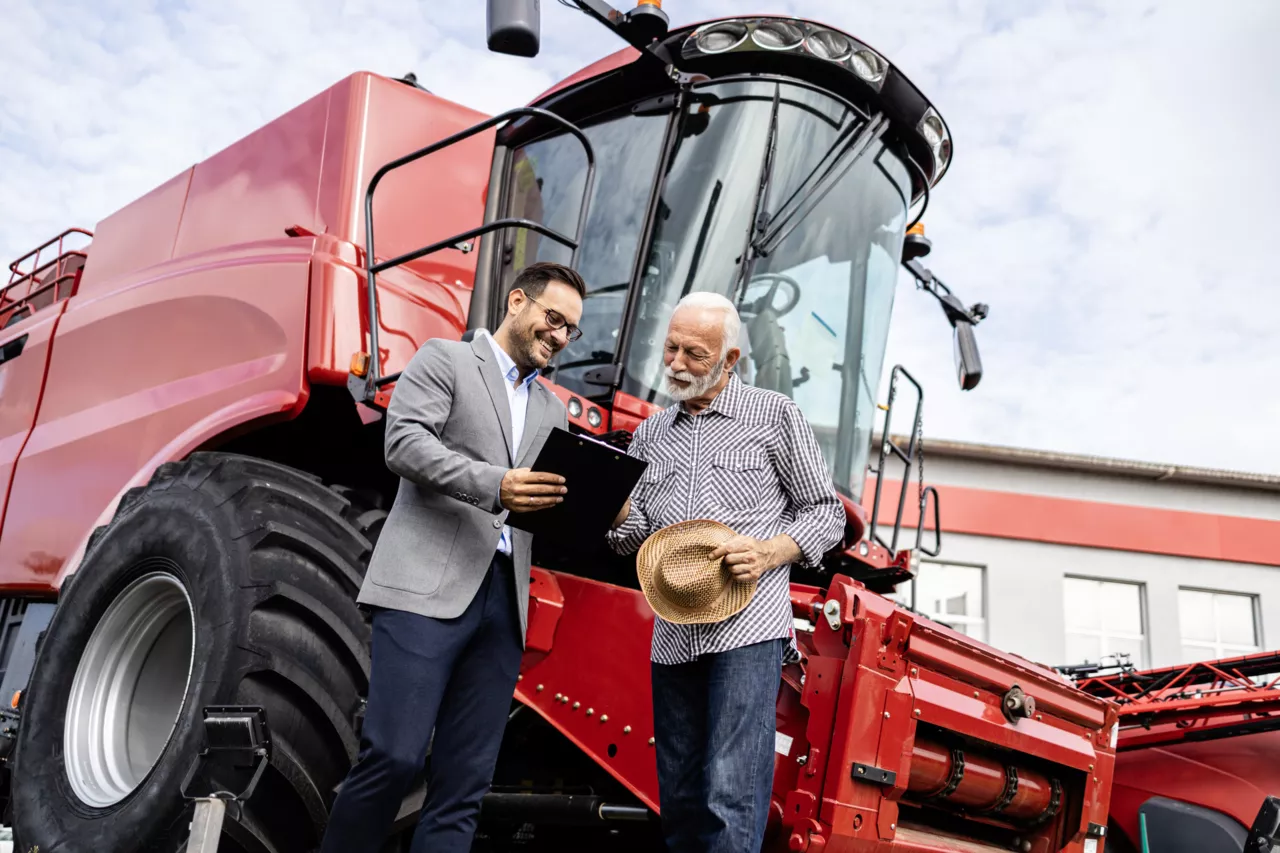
[850,763,896,786]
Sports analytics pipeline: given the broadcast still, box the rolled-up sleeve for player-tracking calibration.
[607,431,655,555]
[775,401,845,568]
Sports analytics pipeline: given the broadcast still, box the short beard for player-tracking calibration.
[512,308,558,371]
[664,357,726,402]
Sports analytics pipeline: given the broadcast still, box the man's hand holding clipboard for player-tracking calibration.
[504,427,647,541]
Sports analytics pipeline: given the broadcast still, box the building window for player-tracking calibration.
[890,562,986,641]
[1178,589,1260,662]
[1062,577,1146,668]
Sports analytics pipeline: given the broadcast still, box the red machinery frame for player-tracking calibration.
[1079,650,1280,751]
[519,568,1117,852]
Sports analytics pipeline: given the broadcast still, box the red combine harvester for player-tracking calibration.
[0,2,1269,851]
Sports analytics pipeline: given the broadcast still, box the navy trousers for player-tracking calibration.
[321,553,523,853]
[650,638,785,853]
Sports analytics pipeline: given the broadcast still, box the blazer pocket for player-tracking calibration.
[374,510,461,597]
[708,451,770,511]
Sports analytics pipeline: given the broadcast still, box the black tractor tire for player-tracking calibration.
[12,452,385,853]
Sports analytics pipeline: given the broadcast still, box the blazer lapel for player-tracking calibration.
[515,383,550,466]
[471,335,515,464]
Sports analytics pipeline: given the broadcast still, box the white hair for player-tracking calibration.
[673,291,741,359]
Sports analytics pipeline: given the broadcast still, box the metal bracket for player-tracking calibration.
[180,706,272,852]
[582,363,623,387]
[822,599,841,631]
[850,763,897,786]
[1247,795,1280,852]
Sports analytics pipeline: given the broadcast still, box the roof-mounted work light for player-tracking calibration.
[681,18,890,90]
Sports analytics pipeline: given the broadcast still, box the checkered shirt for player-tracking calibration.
[607,373,845,665]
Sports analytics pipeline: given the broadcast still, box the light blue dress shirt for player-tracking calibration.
[480,330,538,557]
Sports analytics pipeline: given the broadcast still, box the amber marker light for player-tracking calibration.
[350,352,371,378]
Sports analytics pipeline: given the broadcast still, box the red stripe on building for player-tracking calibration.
[866,480,1280,567]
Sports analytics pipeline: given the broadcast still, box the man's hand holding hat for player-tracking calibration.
[710,534,802,584]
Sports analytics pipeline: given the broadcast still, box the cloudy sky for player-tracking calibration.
[3,0,1278,474]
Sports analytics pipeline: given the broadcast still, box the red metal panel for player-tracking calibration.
[1110,733,1280,842]
[516,572,660,811]
[343,74,491,285]
[524,568,564,653]
[76,170,193,293]
[171,88,330,259]
[609,389,663,434]
[907,623,1107,731]
[306,236,467,387]
[306,73,490,384]
[0,305,64,568]
[0,241,311,592]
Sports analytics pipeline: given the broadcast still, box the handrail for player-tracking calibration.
[7,227,92,279]
[360,107,597,395]
[868,365,925,554]
[1,229,91,327]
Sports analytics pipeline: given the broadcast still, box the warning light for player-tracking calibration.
[350,352,371,378]
[907,221,926,237]
[11,690,20,709]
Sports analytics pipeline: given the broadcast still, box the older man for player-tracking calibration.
[608,291,845,853]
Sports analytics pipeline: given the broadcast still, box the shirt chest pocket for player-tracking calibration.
[639,461,679,506]
[707,451,773,511]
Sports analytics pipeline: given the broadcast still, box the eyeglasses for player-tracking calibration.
[523,293,584,342]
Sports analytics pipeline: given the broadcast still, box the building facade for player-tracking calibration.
[877,439,1280,672]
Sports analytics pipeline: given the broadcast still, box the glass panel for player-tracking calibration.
[917,563,983,619]
[1065,632,1101,665]
[502,110,669,396]
[620,80,911,499]
[1178,589,1216,642]
[1107,635,1145,668]
[1099,581,1142,634]
[1181,643,1220,663]
[1063,578,1100,632]
[1215,593,1258,647]
[623,80,777,392]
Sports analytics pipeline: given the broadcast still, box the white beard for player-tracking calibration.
[664,358,726,402]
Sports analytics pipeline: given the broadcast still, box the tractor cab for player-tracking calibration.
[349,6,988,586]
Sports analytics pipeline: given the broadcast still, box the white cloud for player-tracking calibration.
[2,1,1277,474]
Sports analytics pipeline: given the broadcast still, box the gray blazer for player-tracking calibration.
[357,334,567,643]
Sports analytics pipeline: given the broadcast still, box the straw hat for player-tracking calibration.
[637,520,755,625]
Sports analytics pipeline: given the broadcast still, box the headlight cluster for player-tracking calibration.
[917,107,952,177]
[683,18,889,88]
[681,16,952,185]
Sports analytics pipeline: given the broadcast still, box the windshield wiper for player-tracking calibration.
[752,112,889,258]
[735,84,782,298]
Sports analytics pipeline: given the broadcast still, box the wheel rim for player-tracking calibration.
[64,567,195,808]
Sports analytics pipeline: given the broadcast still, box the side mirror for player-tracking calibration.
[487,0,541,58]
[953,321,983,391]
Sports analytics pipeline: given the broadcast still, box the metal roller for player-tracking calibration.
[907,737,1061,824]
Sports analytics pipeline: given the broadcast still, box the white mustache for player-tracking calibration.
[665,367,694,382]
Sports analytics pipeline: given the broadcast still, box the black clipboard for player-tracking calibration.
[506,427,647,541]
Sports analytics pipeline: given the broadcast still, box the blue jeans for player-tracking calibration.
[321,554,523,853]
[651,638,785,853]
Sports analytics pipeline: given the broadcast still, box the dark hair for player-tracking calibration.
[510,261,586,301]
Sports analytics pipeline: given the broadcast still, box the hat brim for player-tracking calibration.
[637,519,757,625]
